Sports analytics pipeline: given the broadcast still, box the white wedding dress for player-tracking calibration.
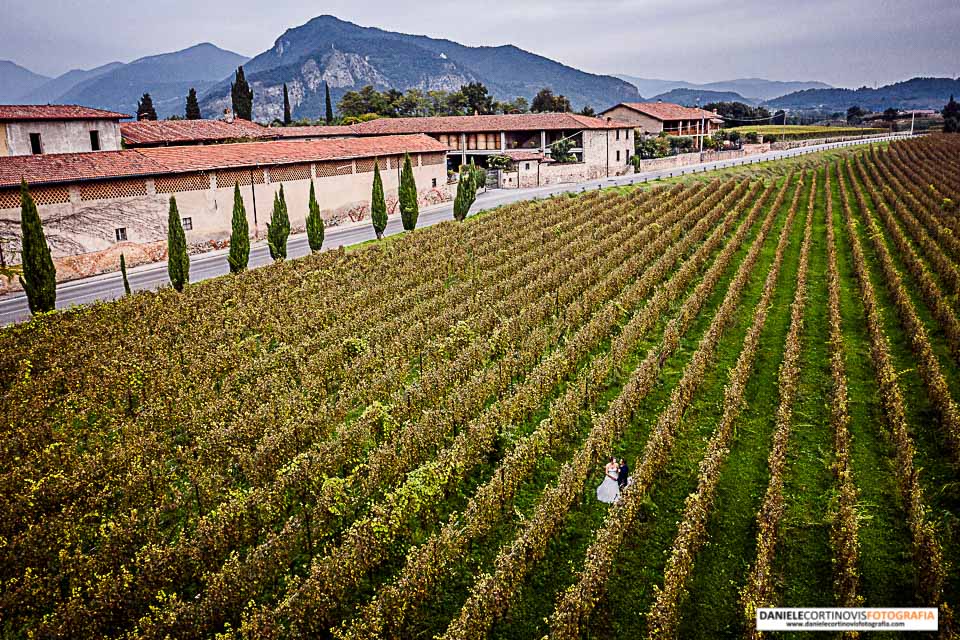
[596,466,620,504]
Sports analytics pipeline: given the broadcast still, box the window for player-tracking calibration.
[525,163,531,170]
[89,130,101,151]
[182,217,193,231]
[29,133,42,155]
[616,129,620,140]
[616,150,621,162]
[115,227,127,242]
[431,178,437,188]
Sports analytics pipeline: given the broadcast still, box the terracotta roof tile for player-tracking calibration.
[601,102,721,122]
[502,150,547,162]
[120,119,272,145]
[0,134,448,188]
[270,125,357,138]
[349,113,631,135]
[0,105,130,122]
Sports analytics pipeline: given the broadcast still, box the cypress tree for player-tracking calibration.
[282,83,292,125]
[306,180,325,252]
[399,152,419,231]
[371,161,387,240]
[228,182,250,272]
[136,93,158,121]
[18,180,56,313]
[231,66,253,120]
[167,196,189,292]
[325,82,334,124]
[120,253,131,295]
[185,88,201,120]
[267,185,290,260]
[452,167,475,221]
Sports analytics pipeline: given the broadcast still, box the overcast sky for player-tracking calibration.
[3,0,958,87]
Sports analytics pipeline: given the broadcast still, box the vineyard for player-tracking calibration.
[2,134,959,639]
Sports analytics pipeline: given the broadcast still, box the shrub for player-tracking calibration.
[18,180,56,312]
[306,180,325,251]
[267,185,290,260]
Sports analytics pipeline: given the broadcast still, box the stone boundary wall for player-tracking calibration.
[0,152,449,290]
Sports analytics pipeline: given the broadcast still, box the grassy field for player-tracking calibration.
[1,135,959,639]
[727,124,888,140]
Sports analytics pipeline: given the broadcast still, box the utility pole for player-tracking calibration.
[910,111,915,136]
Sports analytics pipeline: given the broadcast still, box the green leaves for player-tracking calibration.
[371,161,387,239]
[306,180,325,252]
[399,153,419,231]
[267,184,290,261]
[18,180,56,313]
[166,195,189,292]
[228,182,250,273]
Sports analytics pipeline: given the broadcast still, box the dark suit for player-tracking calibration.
[617,461,629,490]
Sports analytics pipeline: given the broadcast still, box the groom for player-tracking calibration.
[617,458,630,491]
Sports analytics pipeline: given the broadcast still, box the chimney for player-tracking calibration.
[606,116,612,123]
[223,107,235,123]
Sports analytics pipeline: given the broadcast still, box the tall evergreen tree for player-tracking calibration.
[282,83,292,125]
[325,82,334,124]
[18,180,56,313]
[136,93,158,121]
[267,185,290,260]
[185,88,201,120]
[228,183,250,272]
[452,167,475,222]
[399,153,419,231]
[231,66,253,120]
[944,95,960,133]
[371,161,387,240]
[120,253,131,295]
[166,196,189,292]
[306,180,325,252]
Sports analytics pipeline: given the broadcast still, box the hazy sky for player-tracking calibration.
[3,0,958,87]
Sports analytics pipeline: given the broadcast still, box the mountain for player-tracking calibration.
[200,15,640,121]
[765,77,960,112]
[0,60,50,103]
[616,75,830,102]
[20,61,125,104]
[700,78,831,101]
[650,88,756,107]
[615,76,696,98]
[56,43,248,118]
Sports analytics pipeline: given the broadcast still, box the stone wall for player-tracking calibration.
[631,148,749,173]
[4,119,122,156]
[0,153,449,286]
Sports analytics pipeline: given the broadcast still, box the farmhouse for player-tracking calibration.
[0,105,128,156]
[0,134,448,268]
[599,102,722,140]
[346,113,635,178]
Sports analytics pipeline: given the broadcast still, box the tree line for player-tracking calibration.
[134,66,596,124]
[15,152,483,314]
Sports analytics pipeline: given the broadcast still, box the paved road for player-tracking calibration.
[0,134,910,325]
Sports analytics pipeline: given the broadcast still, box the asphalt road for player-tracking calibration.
[0,134,910,326]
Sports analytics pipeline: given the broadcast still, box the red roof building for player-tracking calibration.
[599,102,723,138]
[270,125,357,140]
[342,112,634,170]
[0,105,130,122]
[120,118,273,147]
[1,104,130,157]
[0,133,449,188]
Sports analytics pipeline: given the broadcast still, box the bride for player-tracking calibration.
[596,456,620,504]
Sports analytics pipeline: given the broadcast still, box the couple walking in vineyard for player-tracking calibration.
[596,456,631,503]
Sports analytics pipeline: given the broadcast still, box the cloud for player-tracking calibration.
[1,0,957,86]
